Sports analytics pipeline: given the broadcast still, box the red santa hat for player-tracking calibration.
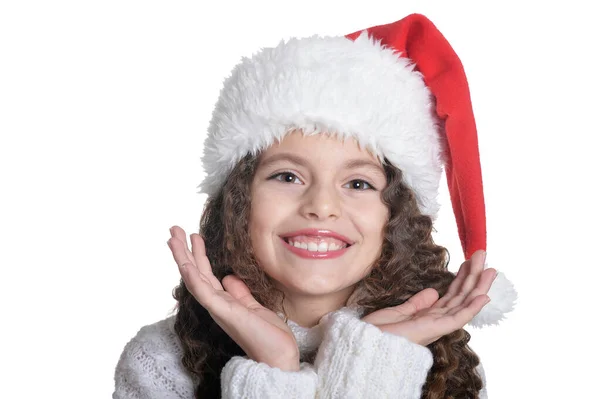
[199,13,517,327]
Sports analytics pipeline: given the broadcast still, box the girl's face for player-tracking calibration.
[249,130,389,299]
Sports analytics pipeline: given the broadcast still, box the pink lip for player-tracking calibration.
[279,229,354,245]
[280,237,351,259]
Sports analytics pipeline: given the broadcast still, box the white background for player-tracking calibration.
[1,1,598,398]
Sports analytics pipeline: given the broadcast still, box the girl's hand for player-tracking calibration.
[167,225,300,371]
[361,250,495,346]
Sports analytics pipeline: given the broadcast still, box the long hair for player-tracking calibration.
[173,152,484,398]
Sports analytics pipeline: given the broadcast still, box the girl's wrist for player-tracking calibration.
[275,361,300,372]
[260,356,300,371]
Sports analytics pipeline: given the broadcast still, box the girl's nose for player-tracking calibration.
[299,183,342,221]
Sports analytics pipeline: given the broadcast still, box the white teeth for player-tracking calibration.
[328,242,341,251]
[293,241,308,250]
[286,239,346,252]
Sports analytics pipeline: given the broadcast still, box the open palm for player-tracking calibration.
[362,250,496,346]
[167,225,300,371]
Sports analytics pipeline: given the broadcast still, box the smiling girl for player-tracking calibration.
[113,13,516,399]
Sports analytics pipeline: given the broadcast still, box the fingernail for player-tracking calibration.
[169,227,174,237]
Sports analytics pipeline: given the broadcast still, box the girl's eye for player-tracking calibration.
[268,173,375,190]
[344,179,375,191]
[269,172,302,184]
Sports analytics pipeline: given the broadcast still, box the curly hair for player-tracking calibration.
[173,152,484,398]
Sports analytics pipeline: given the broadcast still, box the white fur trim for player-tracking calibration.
[199,31,444,219]
[468,267,518,328]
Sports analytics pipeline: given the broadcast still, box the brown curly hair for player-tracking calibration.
[173,152,484,398]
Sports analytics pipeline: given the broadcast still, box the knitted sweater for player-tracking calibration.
[113,307,487,398]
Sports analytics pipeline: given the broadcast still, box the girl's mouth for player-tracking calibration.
[280,237,352,259]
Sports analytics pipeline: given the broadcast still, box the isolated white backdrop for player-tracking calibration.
[1,1,598,398]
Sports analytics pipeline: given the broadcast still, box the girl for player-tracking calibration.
[113,13,516,399]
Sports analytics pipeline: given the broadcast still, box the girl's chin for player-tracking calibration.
[273,277,355,298]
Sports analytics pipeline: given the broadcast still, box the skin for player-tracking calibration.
[248,130,389,327]
[166,131,495,370]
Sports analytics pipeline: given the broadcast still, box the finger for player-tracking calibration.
[432,257,472,309]
[170,225,195,266]
[443,250,487,309]
[222,275,262,309]
[417,295,490,341]
[189,233,210,274]
[446,268,496,316]
[447,294,490,326]
[167,235,196,271]
[365,288,438,325]
[190,233,223,291]
[168,238,215,303]
[405,288,439,313]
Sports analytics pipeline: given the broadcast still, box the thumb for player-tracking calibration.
[222,275,262,309]
[393,288,440,316]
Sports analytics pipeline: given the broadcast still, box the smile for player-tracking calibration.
[280,237,352,259]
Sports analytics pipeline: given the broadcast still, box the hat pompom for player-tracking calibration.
[468,268,518,328]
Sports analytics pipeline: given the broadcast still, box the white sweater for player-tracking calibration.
[113,307,487,398]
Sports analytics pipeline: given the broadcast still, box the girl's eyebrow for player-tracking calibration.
[259,152,385,178]
[344,158,386,178]
[259,153,309,169]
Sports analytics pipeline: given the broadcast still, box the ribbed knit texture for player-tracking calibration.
[314,307,433,399]
[113,308,487,398]
[113,316,198,399]
[221,358,317,398]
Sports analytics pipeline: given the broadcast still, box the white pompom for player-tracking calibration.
[468,267,518,328]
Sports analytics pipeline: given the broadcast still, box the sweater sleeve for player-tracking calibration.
[112,318,197,399]
[114,317,318,399]
[313,307,433,399]
[220,357,317,398]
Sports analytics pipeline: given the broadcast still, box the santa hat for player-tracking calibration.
[198,13,517,328]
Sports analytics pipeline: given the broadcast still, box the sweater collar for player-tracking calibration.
[286,318,325,356]
[280,305,364,357]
